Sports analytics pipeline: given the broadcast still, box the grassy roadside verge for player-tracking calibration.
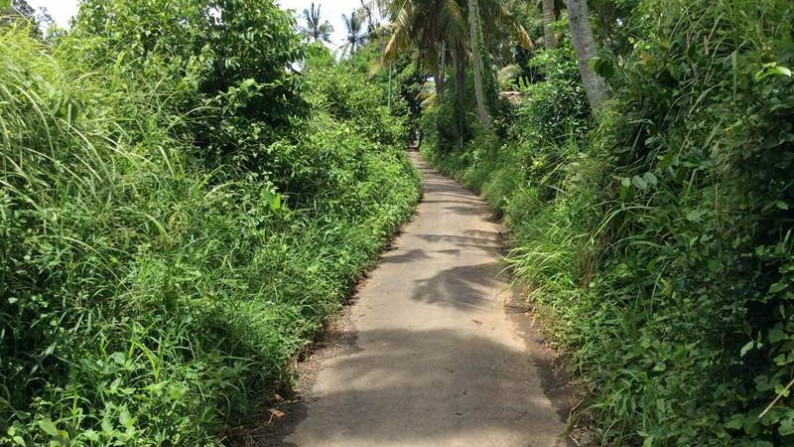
[419,2,793,443]
[1,13,421,447]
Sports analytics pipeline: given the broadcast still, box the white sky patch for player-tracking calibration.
[25,0,367,48]
[26,0,79,28]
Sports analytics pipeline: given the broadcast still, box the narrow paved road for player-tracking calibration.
[285,152,565,447]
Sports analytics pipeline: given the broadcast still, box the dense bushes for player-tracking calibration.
[71,0,307,172]
[422,1,794,445]
[0,2,419,445]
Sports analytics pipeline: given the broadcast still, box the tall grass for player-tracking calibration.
[421,0,794,444]
[1,22,420,446]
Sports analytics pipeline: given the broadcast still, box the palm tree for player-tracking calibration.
[467,0,490,130]
[300,3,334,44]
[567,0,610,109]
[341,11,366,57]
[382,0,466,67]
[541,0,557,49]
[356,1,386,42]
[381,0,531,142]
[381,0,468,145]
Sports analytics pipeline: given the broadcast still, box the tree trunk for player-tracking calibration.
[542,0,557,49]
[568,0,610,110]
[451,42,467,150]
[436,40,447,96]
[433,54,443,97]
[467,0,491,131]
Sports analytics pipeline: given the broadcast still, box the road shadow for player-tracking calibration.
[244,329,566,447]
[421,177,479,199]
[379,248,430,265]
[414,233,502,257]
[411,262,505,311]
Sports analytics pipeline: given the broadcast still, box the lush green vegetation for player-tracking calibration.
[0,1,419,445]
[412,0,794,445]
[4,0,794,445]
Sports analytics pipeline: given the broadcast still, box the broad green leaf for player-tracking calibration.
[779,418,794,436]
[119,408,134,428]
[756,63,793,81]
[725,414,744,429]
[769,325,786,343]
[101,417,114,434]
[38,419,59,437]
[771,66,792,78]
[686,209,707,222]
[740,341,755,357]
[84,430,100,442]
[641,434,656,447]
[613,175,631,188]
[632,175,648,191]
[270,194,282,212]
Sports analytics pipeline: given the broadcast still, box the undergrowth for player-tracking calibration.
[422,1,794,445]
[0,2,420,445]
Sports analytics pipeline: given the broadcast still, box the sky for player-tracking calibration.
[25,0,365,48]
[26,0,79,27]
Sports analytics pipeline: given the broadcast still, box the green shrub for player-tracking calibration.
[422,0,794,445]
[70,0,307,173]
[580,1,794,444]
[0,11,419,445]
[304,47,408,147]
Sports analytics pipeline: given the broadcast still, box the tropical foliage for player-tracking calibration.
[341,11,366,57]
[300,2,334,44]
[0,1,419,445]
[379,0,531,147]
[4,0,794,445]
[417,0,794,445]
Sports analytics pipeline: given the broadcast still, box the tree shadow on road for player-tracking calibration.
[379,248,430,265]
[244,328,567,447]
[411,262,506,311]
[414,233,502,257]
